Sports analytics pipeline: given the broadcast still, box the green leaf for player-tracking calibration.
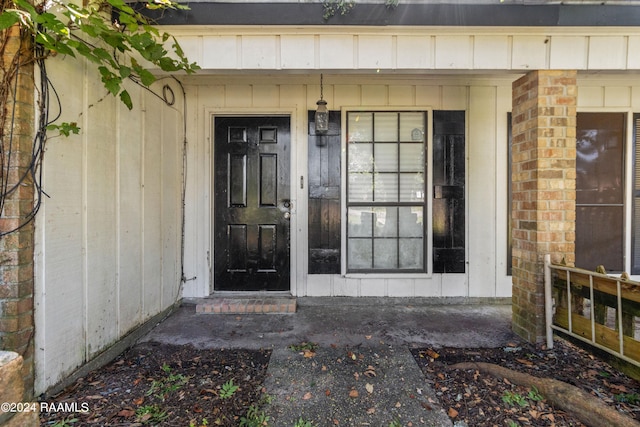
[119,90,133,110]
[98,66,121,95]
[118,66,132,79]
[13,0,37,16]
[0,12,20,30]
[138,68,156,86]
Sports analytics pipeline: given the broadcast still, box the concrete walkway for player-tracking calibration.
[140,298,517,426]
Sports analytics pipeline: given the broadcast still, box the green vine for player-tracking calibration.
[0,0,199,111]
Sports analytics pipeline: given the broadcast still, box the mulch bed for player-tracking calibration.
[39,338,640,426]
[411,338,640,426]
[39,342,271,426]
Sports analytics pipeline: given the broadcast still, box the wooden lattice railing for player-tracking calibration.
[544,254,640,367]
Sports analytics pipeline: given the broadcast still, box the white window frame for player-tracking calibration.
[341,106,434,278]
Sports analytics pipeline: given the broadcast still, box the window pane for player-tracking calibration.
[349,143,373,172]
[400,143,423,172]
[374,207,397,237]
[375,143,398,172]
[374,239,398,269]
[374,112,398,142]
[399,207,423,237]
[374,173,398,202]
[400,173,424,201]
[349,173,373,202]
[400,112,425,142]
[348,113,373,142]
[348,238,372,269]
[346,110,428,273]
[399,239,423,269]
[348,207,373,237]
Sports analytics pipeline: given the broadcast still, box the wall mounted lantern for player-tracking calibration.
[315,74,329,135]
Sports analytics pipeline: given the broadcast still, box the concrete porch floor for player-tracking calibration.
[142,297,516,351]
[139,297,517,426]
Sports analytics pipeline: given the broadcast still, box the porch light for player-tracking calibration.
[315,74,329,135]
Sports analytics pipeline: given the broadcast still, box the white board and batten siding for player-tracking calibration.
[34,56,185,395]
[179,75,515,300]
[168,27,640,72]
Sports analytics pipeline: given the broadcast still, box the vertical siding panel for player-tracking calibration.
[361,85,387,106]
[495,84,513,297]
[550,36,587,69]
[143,91,163,318]
[319,35,354,69]
[388,85,414,106]
[511,36,547,70]
[629,36,640,69]
[435,36,472,69]
[474,36,509,69]
[604,86,631,107]
[161,105,181,308]
[396,36,432,69]
[118,87,144,335]
[281,35,315,69]
[632,86,640,109]
[577,86,605,107]
[202,36,238,69]
[241,36,277,69]
[36,61,86,390]
[226,85,252,107]
[182,85,207,298]
[85,80,118,358]
[280,84,305,108]
[358,36,393,69]
[468,86,497,297]
[588,36,626,70]
[416,85,441,108]
[333,84,360,106]
[442,86,467,111]
[253,85,280,107]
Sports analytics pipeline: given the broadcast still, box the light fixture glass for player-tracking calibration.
[315,74,329,134]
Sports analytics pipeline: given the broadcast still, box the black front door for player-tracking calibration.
[214,116,291,291]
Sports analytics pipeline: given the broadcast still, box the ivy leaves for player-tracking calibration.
[1,0,199,110]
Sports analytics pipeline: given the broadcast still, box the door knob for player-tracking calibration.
[284,212,291,220]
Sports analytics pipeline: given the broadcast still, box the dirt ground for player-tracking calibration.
[39,338,640,426]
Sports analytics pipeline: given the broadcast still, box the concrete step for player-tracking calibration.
[195,297,296,314]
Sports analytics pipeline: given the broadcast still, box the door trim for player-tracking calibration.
[207,109,298,295]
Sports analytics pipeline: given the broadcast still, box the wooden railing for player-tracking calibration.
[544,254,640,367]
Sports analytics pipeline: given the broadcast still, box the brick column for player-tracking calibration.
[0,24,36,397]
[511,70,577,343]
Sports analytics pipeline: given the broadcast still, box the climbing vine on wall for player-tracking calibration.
[0,0,199,235]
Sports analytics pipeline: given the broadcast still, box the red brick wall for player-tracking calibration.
[0,24,35,398]
[511,70,577,343]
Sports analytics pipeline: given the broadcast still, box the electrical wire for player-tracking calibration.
[0,29,52,238]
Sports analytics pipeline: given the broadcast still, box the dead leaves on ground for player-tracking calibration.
[411,339,640,427]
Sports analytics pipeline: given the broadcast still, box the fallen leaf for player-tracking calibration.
[364,366,376,377]
[365,383,374,394]
[516,358,534,366]
[325,389,331,396]
[117,409,135,417]
[193,405,203,413]
[133,397,144,405]
[303,350,316,358]
[365,335,372,340]
[448,407,459,418]
[322,365,327,371]
[303,392,312,400]
[421,402,432,411]
[354,372,360,381]
[333,419,339,425]
[395,402,402,408]
[366,407,375,414]
[349,389,359,398]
